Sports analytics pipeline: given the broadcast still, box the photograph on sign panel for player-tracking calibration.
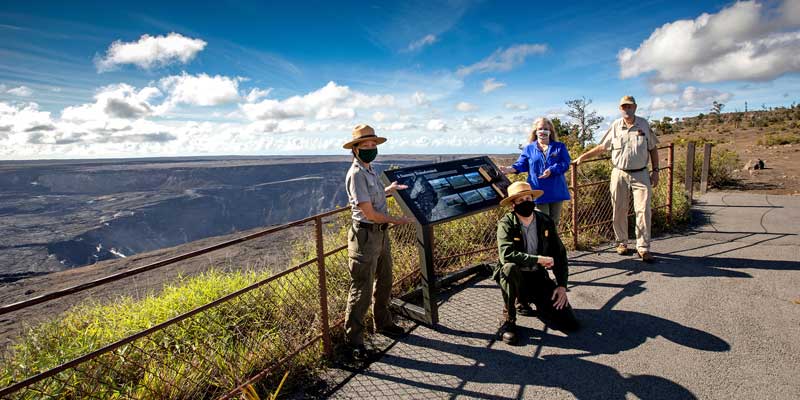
[477,186,498,201]
[459,189,483,205]
[446,174,471,189]
[464,171,484,185]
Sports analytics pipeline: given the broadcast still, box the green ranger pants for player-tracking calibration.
[345,224,394,345]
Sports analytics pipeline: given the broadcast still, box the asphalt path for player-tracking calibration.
[324,192,800,399]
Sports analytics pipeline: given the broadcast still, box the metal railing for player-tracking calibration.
[0,146,677,398]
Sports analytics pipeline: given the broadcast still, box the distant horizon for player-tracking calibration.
[0,152,520,164]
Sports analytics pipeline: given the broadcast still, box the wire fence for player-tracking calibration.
[0,146,676,399]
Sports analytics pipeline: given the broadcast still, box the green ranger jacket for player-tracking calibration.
[494,210,569,287]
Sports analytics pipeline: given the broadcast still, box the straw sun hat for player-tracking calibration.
[499,181,544,207]
[342,124,387,149]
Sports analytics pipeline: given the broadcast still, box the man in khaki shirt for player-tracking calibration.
[575,96,659,262]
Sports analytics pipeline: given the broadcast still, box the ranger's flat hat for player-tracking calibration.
[619,95,637,106]
[500,181,544,207]
[343,124,387,149]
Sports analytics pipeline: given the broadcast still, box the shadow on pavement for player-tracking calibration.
[321,279,728,399]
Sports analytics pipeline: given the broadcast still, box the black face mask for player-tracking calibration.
[356,148,378,163]
[514,200,536,217]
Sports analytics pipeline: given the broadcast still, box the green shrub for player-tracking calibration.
[757,132,800,146]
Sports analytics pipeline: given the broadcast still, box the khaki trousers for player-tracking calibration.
[610,168,652,251]
[535,201,564,227]
[344,224,393,345]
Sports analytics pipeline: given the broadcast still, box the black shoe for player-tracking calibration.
[349,344,370,361]
[376,323,406,336]
[516,304,536,317]
[500,321,517,344]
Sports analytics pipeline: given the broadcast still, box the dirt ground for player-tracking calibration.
[662,121,800,195]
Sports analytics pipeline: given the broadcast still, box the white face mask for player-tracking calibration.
[536,129,550,141]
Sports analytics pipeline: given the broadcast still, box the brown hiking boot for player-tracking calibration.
[638,250,655,263]
[616,243,629,255]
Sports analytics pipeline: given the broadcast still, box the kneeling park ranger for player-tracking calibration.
[343,124,412,360]
[495,182,579,344]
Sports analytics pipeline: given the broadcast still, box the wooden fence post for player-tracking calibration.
[685,142,696,203]
[667,143,674,226]
[700,143,712,194]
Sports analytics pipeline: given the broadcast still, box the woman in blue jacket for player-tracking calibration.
[501,117,571,225]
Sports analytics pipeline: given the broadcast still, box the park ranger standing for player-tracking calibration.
[343,124,411,361]
[575,96,659,262]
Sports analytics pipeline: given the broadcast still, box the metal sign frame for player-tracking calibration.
[381,156,510,325]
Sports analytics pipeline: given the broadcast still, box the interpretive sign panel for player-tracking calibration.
[382,156,510,225]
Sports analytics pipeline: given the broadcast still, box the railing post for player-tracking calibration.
[314,216,332,358]
[685,142,696,203]
[667,143,674,226]
[570,162,579,250]
[700,143,712,194]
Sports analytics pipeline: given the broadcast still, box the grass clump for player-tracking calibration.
[0,268,330,399]
[757,132,800,146]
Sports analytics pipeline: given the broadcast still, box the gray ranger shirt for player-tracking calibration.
[346,159,388,222]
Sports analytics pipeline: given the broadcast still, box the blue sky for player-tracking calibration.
[1,0,799,159]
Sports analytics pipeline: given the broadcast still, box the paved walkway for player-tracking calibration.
[322,192,800,399]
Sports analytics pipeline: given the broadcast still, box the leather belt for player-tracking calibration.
[620,166,647,173]
[354,221,389,231]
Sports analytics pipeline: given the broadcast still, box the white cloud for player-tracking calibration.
[6,86,33,97]
[381,122,418,131]
[245,88,272,103]
[426,119,448,131]
[0,102,55,133]
[96,32,207,72]
[455,101,478,112]
[372,111,386,122]
[457,43,548,77]
[648,86,734,111]
[619,0,800,85]
[407,34,438,52]
[158,73,241,111]
[481,78,506,93]
[504,102,529,111]
[240,81,394,121]
[649,82,680,95]
[411,91,429,106]
[61,84,162,121]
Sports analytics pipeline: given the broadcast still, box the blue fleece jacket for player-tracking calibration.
[512,140,572,203]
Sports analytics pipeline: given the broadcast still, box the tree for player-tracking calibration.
[711,101,725,122]
[565,97,604,148]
